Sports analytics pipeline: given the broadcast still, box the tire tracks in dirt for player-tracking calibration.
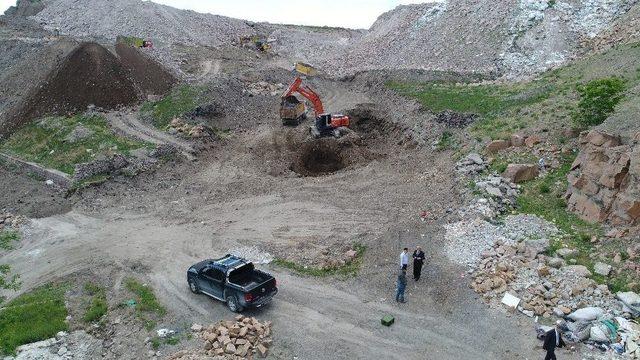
[105,111,197,161]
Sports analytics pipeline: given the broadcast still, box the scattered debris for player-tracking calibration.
[244,82,285,97]
[228,247,274,265]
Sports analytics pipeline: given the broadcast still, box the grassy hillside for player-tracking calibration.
[388,41,640,141]
[0,115,150,175]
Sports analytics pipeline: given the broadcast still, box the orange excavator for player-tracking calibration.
[280,76,350,138]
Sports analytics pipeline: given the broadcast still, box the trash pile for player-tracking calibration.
[244,82,284,97]
[470,237,640,356]
[0,211,27,231]
[168,118,213,138]
[546,307,640,357]
[169,316,272,359]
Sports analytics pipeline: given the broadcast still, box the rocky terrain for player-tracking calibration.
[1,0,640,359]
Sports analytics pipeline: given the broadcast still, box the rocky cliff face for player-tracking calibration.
[566,130,640,226]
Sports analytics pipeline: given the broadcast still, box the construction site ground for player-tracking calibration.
[0,27,591,359]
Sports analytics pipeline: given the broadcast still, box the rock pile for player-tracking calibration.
[0,211,27,231]
[244,82,284,97]
[566,130,640,226]
[31,0,255,48]
[72,154,129,183]
[474,175,519,210]
[444,214,557,267]
[434,110,478,128]
[470,240,622,318]
[455,153,487,175]
[170,316,272,360]
[168,118,213,138]
[12,330,103,359]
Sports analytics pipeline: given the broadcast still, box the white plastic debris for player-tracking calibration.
[45,180,54,186]
[156,329,175,338]
[501,292,520,308]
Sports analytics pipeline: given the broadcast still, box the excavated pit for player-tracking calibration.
[290,140,346,177]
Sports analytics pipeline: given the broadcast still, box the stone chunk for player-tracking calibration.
[525,135,542,147]
[502,164,539,183]
[486,139,511,153]
[593,262,611,277]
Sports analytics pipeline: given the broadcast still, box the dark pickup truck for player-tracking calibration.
[187,255,278,312]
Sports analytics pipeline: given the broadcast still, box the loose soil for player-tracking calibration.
[115,43,177,96]
[0,163,71,218]
[4,42,139,136]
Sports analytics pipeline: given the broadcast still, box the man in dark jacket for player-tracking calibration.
[543,320,566,360]
[395,269,407,303]
[412,246,425,280]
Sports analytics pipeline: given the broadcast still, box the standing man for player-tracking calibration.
[400,248,409,270]
[412,246,425,281]
[543,320,566,360]
[395,269,407,303]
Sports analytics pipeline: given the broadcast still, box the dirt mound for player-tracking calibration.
[4,42,139,135]
[115,43,176,96]
[346,103,403,143]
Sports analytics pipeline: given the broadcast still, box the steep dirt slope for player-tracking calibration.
[115,42,176,96]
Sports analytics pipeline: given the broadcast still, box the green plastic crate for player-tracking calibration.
[381,315,395,326]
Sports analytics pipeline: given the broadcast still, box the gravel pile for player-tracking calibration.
[444,214,558,267]
[311,0,637,78]
[31,0,255,47]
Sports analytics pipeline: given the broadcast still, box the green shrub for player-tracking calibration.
[573,78,625,127]
[539,183,551,194]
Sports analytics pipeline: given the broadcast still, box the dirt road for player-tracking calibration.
[4,209,550,360]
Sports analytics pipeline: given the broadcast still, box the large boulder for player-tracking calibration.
[502,164,539,183]
[486,140,511,153]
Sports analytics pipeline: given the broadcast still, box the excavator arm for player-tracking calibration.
[282,77,325,117]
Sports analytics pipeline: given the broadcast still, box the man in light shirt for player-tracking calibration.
[399,248,409,270]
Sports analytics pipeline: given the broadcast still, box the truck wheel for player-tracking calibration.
[188,279,200,294]
[226,295,243,313]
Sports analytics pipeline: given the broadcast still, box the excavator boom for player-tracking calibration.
[282,76,324,116]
